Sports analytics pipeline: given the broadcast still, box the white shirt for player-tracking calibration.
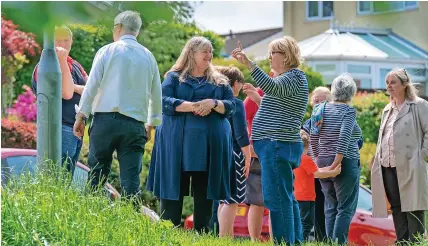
[78,35,162,126]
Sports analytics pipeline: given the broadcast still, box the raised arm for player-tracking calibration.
[250,66,304,98]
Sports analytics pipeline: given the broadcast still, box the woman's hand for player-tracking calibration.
[231,41,251,68]
[193,99,215,117]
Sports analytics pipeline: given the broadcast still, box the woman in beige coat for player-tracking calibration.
[371,68,428,244]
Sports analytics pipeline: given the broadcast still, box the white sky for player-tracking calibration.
[192,1,283,35]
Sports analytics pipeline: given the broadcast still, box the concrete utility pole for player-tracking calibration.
[36,27,62,166]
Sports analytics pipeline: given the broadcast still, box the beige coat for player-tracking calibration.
[371,97,428,218]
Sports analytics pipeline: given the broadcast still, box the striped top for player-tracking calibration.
[310,103,362,160]
[250,67,309,142]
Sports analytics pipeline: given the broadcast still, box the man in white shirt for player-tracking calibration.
[73,11,162,198]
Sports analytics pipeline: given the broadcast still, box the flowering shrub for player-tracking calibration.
[1,118,37,149]
[1,17,40,114]
[7,85,37,122]
[1,17,40,84]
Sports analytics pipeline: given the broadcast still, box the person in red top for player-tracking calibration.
[294,131,342,241]
[242,86,265,242]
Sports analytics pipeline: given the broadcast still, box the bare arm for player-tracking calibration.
[314,165,342,178]
[57,51,74,100]
[74,84,85,95]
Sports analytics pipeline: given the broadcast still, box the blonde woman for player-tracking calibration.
[232,37,309,245]
[371,68,428,244]
[147,37,236,233]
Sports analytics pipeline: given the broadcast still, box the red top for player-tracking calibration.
[293,154,318,201]
[243,88,264,141]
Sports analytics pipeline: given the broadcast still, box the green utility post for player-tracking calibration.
[36,27,62,166]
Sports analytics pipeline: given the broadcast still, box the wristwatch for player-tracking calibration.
[213,99,219,109]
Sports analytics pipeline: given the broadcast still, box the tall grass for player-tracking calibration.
[2,162,426,246]
[2,163,268,246]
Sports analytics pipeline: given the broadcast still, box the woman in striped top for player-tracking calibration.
[309,74,362,245]
[232,37,308,245]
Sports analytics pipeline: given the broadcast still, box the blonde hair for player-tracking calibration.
[268,36,302,69]
[312,86,332,102]
[386,68,418,100]
[55,25,73,38]
[167,36,228,85]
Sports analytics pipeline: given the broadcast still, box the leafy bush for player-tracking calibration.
[1,17,40,113]
[353,92,390,143]
[359,142,377,187]
[141,22,225,76]
[7,85,36,122]
[68,24,113,73]
[1,118,36,149]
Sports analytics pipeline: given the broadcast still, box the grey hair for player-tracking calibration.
[331,73,357,102]
[114,11,142,34]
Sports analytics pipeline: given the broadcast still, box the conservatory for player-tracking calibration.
[298,27,428,96]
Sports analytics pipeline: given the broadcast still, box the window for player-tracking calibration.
[3,156,37,177]
[72,165,89,191]
[315,64,336,73]
[307,1,334,20]
[348,64,371,74]
[358,1,418,15]
[347,64,372,89]
[357,187,373,211]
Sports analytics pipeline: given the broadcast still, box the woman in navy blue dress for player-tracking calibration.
[216,66,251,237]
[146,37,236,233]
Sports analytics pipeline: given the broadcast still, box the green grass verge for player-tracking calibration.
[1,165,269,246]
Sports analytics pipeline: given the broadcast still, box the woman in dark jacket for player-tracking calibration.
[146,37,236,233]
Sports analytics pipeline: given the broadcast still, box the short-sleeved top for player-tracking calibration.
[182,77,216,172]
[293,154,318,201]
[32,56,88,127]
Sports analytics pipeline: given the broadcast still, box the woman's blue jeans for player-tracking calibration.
[254,139,303,245]
[317,156,360,245]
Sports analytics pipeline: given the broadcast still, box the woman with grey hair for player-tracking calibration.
[309,73,362,244]
[371,68,428,244]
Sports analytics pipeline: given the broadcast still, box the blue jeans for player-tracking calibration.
[317,156,360,245]
[62,125,83,177]
[254,139,303,245]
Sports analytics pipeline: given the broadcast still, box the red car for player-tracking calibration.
[184,185,396,245]
[1,148,160,221]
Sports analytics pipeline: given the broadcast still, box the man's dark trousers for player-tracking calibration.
[87,112,147,197]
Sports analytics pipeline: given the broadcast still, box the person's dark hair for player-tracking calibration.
[215,65,244,87]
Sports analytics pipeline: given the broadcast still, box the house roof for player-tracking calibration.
[298,27,428,62]
[220,27,283,56]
